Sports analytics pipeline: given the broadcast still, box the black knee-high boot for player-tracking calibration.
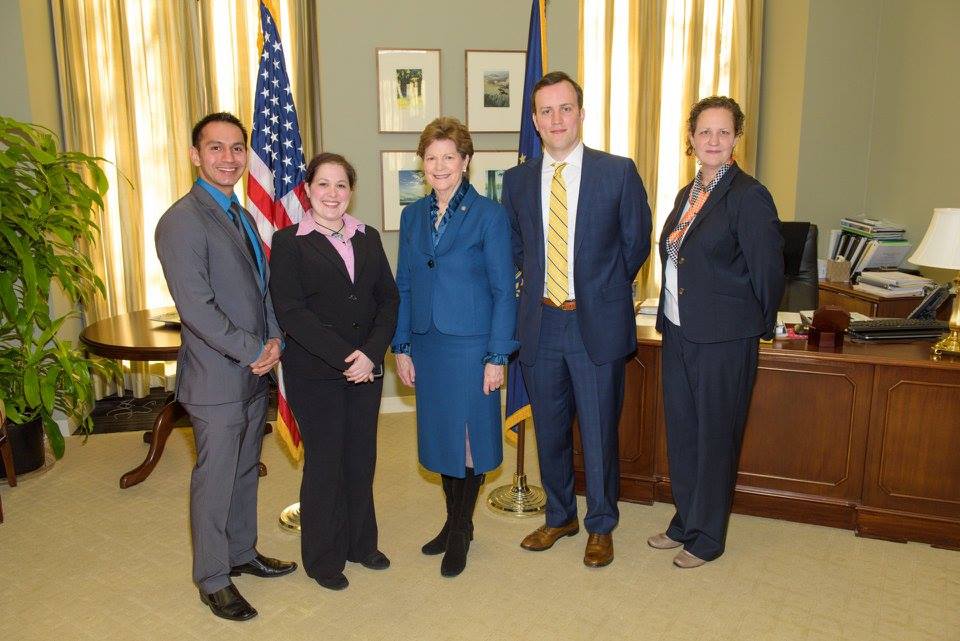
[441,468,484,577]
[422,474,459,555]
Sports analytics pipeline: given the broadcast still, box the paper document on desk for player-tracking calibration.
[800,310,871,324]
[149,310,181,325]
[777,311,802,325]
[635,297,659,315]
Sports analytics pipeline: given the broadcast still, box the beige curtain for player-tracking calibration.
[52,0,320,398]
[580,0,764,299]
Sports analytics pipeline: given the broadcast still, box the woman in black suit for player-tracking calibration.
[650,96,784,568]
[270,153,399,590]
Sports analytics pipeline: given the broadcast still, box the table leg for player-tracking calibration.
[120,400,185,489]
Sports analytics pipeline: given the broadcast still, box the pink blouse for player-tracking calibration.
[295,213,366,282]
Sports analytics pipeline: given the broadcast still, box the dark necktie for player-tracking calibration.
[230,202,259,265]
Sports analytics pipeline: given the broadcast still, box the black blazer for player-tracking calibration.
[655,163,784,342]
[269,223,399,380]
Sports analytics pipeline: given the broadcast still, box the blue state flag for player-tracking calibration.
[504,0,547,434]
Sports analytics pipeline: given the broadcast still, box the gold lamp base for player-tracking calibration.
[278,502,301,533]
[487,473,546,516]
[931,329,960,356]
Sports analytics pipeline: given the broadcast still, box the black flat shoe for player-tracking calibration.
[360,550,391,570]
[199,583,257,621]
[230,553,297,578]
[316,573,349,591]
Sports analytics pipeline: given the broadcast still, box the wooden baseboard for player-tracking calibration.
[856,507,960,549]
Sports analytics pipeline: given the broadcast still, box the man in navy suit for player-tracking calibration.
[502,72,652,567]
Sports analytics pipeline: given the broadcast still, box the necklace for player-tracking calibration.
[314,216,346,241]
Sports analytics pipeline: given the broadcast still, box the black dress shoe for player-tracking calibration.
[359,550,390,570]
[230,553,297,578]
[199,583,257,621]
[316,573,349,591]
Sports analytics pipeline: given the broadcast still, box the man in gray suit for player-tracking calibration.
[156,112,296,622]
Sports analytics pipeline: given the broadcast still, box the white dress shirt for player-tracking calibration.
[540,142,584,299]
[663,198,692,326]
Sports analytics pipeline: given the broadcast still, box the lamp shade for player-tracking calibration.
[909,208,960,270]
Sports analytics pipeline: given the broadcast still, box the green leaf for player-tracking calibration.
[23,365,40,408]
[40,370,58,413]
[43,413,65,459]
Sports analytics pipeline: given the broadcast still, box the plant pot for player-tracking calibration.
[1,416,45,478]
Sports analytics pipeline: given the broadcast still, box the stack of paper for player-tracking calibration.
[636,298,659,315]
[854,271,934,297]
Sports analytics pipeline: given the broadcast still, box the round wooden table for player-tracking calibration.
[80,308,269,488]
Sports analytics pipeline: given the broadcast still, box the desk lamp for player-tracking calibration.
[909,208,960,355]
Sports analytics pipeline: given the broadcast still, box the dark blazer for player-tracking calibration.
[155,184,282,405]
[392,184,518,356]
[655,162,785,342]
[269,223,399,380]
[503,146,652,365]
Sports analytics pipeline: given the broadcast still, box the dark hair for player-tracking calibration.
[305,152,357,189]
[531,71,584,112]
[685,96,745,157]
[191,112,247,148]
[417,117,474,159]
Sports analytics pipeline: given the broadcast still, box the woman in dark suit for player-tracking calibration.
[270,153,399,590]
[650,96,784,568]
[392,117,518,578]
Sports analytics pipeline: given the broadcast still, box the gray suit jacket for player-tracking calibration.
[156,183,282,405]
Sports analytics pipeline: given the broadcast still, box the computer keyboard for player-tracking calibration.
[848,317,948,340]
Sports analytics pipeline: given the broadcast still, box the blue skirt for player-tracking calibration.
[410,326,503,477]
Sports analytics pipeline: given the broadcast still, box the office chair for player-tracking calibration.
[779,221,819,312]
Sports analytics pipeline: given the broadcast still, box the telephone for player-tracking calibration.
[908,283,953,320]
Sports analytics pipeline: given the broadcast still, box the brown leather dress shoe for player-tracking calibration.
[583,533,614,567]
[647,532,682,549]
[520,519,579,551]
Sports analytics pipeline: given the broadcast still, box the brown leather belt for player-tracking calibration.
[542,297,577,311]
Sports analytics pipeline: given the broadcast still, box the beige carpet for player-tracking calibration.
[1,411,957,641]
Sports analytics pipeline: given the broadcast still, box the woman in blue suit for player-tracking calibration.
[650,96,784,569]
[392,117,518,578]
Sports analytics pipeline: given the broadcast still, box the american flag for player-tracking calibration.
[246,0,307,458]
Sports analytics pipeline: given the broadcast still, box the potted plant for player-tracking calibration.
[0,115,119,472]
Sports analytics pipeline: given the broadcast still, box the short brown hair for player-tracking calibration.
[531,71,584,112]
[417,117,474,159]
[685,96,745,157]
[305,152,357,189]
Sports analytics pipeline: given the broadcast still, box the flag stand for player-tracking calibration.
[487,419,546,515]
[278,502,300,533]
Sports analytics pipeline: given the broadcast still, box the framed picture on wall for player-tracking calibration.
[465,50,526,132]
[468,151,518,204]
[380,151,428,231]
[376,48,442,133]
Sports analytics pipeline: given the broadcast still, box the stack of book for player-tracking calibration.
[828,216,911,276]
[853,271,934,298]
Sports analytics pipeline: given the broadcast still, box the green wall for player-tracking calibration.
[756,0,959,282]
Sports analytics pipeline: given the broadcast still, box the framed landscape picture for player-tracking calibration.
[376,48,442,133]
[465,50,526,132]
[468,151,518,204]
[380,151,428,231]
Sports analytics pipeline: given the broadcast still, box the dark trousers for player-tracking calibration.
[285,375,383,578]
[661,320,759,561]
[182,389,268,593]
[522,305,624,534]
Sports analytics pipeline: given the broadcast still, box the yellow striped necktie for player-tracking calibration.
[546,162,569,305]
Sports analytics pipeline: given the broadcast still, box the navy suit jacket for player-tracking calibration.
[655,163,785,342]
[503,146,652,365]
[392,184,518,356]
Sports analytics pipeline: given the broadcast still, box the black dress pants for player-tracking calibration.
[286,375,383,578]
[661,320,759,561]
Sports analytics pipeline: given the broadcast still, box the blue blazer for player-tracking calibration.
[655,163,785,342]
[392,184,518,355]
[503,146,652,365]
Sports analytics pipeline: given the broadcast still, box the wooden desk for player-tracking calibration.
[572,327,960,549]
[818,280,952,319]
[80,308,270,489]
